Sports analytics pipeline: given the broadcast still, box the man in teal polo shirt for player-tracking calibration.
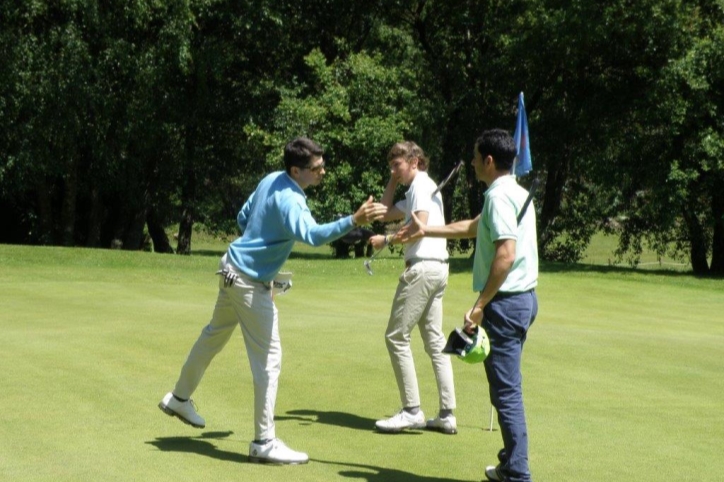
[402,129,538,482]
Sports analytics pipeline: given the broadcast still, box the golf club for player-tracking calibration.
[364,159,464,275]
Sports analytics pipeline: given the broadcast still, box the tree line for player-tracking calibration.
[1,0,722,275]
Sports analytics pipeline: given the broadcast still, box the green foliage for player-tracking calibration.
[252,45,436,226]
[1,0,723,274]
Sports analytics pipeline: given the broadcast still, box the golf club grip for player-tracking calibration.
[516,178,539,225]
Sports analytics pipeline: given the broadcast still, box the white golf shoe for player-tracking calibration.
[375,409,426,433]
[485,465,505,482]
[248,438,309,465]
[425,414,458,434]
[158,392,206,428]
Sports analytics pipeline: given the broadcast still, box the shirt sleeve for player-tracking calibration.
[280,194,354,246]
[395,199,408,219]
[407,182,433,215]
[486,195,519,241]
[236,190,256,233]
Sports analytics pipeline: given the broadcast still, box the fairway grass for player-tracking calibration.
[1,244,722,481]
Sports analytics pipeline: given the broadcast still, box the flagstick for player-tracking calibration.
[486,405,496,432]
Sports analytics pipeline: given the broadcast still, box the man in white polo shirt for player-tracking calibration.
[369,141,457,435]
[401,129,538,482]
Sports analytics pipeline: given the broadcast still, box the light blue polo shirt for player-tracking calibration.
[473,175,538,293]
[227,171,355,282]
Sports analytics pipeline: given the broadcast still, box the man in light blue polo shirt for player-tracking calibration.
[402,129,538,482]
[158,137,387,465]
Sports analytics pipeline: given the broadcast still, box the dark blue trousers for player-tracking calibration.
[483,290,538,482]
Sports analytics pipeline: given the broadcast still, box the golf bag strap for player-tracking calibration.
[516,177,540,226]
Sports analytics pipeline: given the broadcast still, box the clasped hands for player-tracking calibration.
[352,195,387,226]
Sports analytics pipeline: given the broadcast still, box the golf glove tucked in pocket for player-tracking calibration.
[272,272,293,296]
[215,268,239,288]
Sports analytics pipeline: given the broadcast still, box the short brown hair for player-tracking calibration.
[387,141,429,171]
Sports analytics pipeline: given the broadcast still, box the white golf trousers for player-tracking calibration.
[385,260,456,411]
[173,254,280,441]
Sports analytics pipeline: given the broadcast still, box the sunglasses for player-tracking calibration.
[302,161,326,173]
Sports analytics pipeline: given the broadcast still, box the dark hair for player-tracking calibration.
[284,137,324,173]
[475,129,517,172]
[386,141,429,171]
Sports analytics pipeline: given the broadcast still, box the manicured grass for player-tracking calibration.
[0,243,722,481]
[580,232,691,271]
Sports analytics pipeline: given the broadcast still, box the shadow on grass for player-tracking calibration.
[277,409,376,431]
[539,260,698,277]
[452,257,696,277]
[278,409,423,436]
[145,430,247,463]
[191,249,226,258]
[313,458,470,482]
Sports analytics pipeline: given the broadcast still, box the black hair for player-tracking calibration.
[475,129,517,172]
[284,137,324,174]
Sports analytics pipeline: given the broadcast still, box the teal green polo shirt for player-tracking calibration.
[473,175,538,293]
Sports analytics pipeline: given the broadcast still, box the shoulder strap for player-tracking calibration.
[516,178,540,225]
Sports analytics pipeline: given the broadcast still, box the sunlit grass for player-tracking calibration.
[1,242,722,481]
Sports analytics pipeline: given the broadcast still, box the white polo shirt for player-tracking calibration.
[395,171,449,262]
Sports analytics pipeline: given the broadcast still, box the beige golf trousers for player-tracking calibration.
[173,254,280,441]
[385,259,456,411]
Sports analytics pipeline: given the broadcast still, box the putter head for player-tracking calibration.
[364,260,374,275]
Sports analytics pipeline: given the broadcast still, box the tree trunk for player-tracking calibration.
[682,194,710,275]
[123,206,147,250]
[61,159,78,246]
[86,185,103,247]
[538,153,570,254]
[36,178,54,245]
[176,170,197,255]
[709,182,724,276]
[147,205,174,253]
[176,206,194,255]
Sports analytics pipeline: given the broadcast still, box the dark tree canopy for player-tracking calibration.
[1,0,722,275]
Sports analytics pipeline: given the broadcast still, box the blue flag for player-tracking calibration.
[512,92,532,177]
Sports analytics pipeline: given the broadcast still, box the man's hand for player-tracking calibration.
[353,196,388,225]
[464,305,484,334]
[369,234,387,250]
[397,211,425,243]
